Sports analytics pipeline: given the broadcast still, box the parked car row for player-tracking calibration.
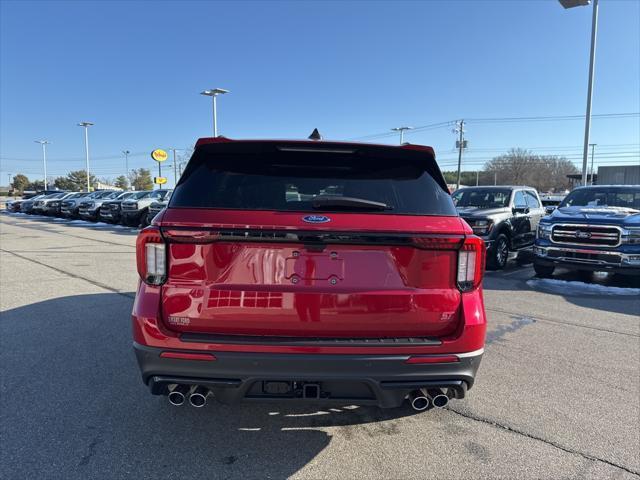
[451,184,640,277]
[7,189,172,227]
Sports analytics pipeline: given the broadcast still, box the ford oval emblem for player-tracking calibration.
[302,215,331,224]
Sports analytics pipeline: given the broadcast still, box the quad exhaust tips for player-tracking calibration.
[408,388,450,411]
[409,390,431,411]
[168,384,209,407]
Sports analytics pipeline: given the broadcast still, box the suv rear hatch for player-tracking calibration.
[154,139,476,339]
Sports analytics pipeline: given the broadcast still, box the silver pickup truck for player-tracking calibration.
[120,189,171,226]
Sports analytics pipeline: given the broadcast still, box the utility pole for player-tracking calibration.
[391,126,414,145]
[454,120,466,190]
[494,171,498,186]
[589,143,596,185]
[34,140,50,189]
[476,170,480,186]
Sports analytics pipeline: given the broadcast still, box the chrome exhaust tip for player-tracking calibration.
[168,384,190,406]
[189,386,209,408]
[409,390,431,411]
[432,393,449,408]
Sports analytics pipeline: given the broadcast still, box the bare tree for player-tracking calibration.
[484,149,578,192]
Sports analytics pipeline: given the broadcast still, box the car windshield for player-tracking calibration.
[131,191,152,199]
[452,188,511,208]
[171,147,455,215]
[148,190,169,199]
[105,191,121,199]
[116,192,134,199]
[68,192,85,199]
[94,191,115,199]
[559,187,640,211]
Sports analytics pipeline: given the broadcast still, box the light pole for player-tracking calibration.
[589,143,597,185]
[122,150,130,186]
[77,122,94,192]
[34,140,51,189]
[559,0,599,186]
[200,88,229,137]
[391,126,413,145]
[169,148,179,187]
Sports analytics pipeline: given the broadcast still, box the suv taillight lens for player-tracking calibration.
[136,227,166,285]
[457,236,485,292]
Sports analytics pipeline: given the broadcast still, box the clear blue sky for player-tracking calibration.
[1,0,638,187]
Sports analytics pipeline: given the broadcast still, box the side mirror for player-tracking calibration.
[513,206,529,214]
[545,206,556,214]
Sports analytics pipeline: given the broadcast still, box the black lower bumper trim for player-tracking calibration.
[134,343,482,408]
[535,257,640,275]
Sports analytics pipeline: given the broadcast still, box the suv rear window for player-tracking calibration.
[170,143,456,216]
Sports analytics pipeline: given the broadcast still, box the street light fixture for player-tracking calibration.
[77,122,94,192]
[34,140,51,189]
[391,126,413,145]
[200,88,229,137]
[559,0,599,186]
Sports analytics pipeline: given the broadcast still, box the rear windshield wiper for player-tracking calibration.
[311,195,393,211]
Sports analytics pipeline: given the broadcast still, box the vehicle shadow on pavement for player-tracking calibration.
[0,292,416,479]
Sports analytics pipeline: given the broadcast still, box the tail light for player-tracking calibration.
[136,227,166,285]
[457,236,485,292]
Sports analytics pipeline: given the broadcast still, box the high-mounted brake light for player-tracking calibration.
[136,227,166,285]
[457,236,485,292]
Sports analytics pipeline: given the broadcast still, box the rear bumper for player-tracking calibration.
[134,342,483,408]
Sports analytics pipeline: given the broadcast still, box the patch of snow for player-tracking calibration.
[527,278,640,296]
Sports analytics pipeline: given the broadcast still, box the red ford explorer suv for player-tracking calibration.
[132,137,486,411]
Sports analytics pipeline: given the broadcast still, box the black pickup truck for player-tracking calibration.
[452,186,546,269]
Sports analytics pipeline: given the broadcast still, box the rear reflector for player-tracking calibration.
[160,352,217,361]
[405,355,459,364]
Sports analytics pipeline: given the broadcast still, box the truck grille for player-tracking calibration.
[551,224,621,247]
[121,203,136,211]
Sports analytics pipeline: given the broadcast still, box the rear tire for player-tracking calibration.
[533,262,555,278]
[487,234,509,270]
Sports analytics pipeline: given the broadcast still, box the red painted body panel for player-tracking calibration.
[161,241,462,337]
[132,282,486,355]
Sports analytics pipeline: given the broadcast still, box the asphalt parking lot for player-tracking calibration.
[1,212,638,480]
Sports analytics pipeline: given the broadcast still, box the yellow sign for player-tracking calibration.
[151,149,168,162]
[154,176,168,185]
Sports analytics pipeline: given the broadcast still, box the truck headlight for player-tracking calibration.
[621,227,640,245]
[538,224,552,240]
[471,220,492,235]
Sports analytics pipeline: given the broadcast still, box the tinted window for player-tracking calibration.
[514,191,527,208]
[524,191,540,208]
[452,188,511,208]
[560,187,640,210]
[171,149,455,215]
[130,191,150,199]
